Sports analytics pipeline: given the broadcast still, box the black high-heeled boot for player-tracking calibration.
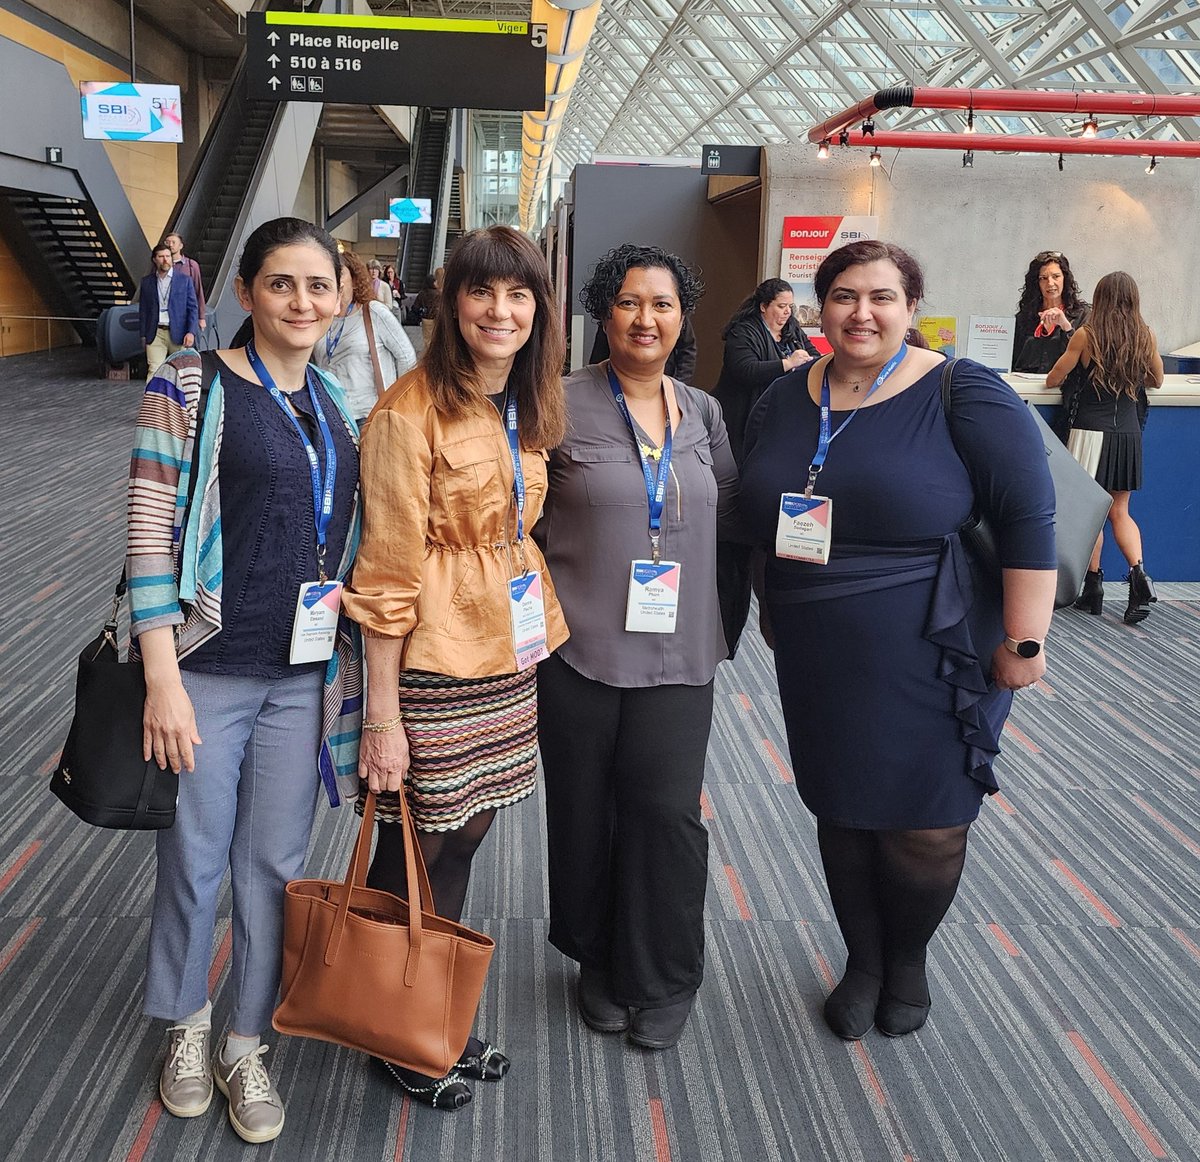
[1124,562,1157,625]
[1073,568,1104,615]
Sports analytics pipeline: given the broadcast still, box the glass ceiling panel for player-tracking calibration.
[555,0,1199,167]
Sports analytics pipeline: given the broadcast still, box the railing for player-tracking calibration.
[0,314,93,357]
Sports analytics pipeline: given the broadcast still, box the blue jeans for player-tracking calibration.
[143,668,323,1035]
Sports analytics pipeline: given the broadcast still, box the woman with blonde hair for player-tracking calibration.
[343,226,567,1108]
[1048,271,1164,623]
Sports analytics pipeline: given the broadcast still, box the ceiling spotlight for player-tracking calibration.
[1146,156,1157,174]
[1058,153,1065,172]
[869,148,882,168]
[838,129,850,147]
[962,150,974,168]
[817,139,830,159]
[1081,115,1098,138]
[862,118,876,137]
[965,109,976,134]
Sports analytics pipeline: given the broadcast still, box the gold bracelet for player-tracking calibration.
[362,713,403,734]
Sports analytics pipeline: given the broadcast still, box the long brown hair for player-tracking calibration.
[1083,271,1156,399]
[422,227,566,448]
[341,251,375,306]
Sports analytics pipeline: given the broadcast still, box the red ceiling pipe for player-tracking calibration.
[836,129,1200,157]
[807,86,1200,144]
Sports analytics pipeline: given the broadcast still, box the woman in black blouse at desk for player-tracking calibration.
[535,244,739,1052]
[714,278,820,464]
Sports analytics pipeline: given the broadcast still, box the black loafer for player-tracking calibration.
[578,966,629,1033]
[456,1037,510,1082]
[628,995,694,1050]
[875,993,931,1037]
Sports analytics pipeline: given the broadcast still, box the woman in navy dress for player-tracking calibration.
[739,241,1056,1040]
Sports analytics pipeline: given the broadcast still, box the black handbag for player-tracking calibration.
[941,359,1112,609]
[49,578,179,830]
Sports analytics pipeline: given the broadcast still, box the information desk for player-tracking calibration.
[1002,374,1200,582]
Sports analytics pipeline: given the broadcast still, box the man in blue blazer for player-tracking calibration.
[139,241,198,379]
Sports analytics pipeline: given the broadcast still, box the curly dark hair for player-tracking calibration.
[579,243,703,322]
[1016,251,1086,330]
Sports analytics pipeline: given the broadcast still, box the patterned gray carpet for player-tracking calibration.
[2,349,1198,1161]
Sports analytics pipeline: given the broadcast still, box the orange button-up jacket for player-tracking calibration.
[342,367,569,678]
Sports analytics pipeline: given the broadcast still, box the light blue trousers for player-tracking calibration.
[143,668,323,1035]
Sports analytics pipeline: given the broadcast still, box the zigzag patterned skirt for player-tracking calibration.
[358,668,538,832]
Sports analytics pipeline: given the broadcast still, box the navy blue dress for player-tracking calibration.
[740,359,1055,829]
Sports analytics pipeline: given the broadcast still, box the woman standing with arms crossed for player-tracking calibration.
[739,240,1056,1041]
[129,218,360,1143]
[342,226,567,1109]
[1048,271,1163,623]
[536,244,739,1051]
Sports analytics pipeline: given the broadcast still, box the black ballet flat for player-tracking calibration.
[455,1037,510,1082]
[374,1058,473,1110]
[823,968,882,1041]
[875,992,931,1038]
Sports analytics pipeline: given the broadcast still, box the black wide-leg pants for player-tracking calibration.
[536,653,714,1009]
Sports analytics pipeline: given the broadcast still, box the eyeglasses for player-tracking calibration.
[1034,250,1063,262]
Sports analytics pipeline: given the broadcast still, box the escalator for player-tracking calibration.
[399,108,452,288]
[170,80,279,295]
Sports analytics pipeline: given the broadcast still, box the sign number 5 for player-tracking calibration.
[531,23,548,48]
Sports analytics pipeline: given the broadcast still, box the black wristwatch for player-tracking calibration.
[1004,636,1044,659]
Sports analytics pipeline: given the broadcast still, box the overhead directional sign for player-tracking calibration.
[246,12,547,110]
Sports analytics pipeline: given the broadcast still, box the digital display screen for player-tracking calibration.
[80,82,183,143]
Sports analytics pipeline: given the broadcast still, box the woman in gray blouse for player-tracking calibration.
[534,244,739,1051]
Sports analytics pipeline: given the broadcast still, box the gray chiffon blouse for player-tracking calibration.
[534,365,740,688]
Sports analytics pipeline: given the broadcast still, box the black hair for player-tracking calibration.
[813,240,925,307]
[722,277,795,338]
[1016,251,1086,329]
[236,217,341,288]
[579,243,703,322]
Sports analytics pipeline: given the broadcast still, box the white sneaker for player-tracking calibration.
[159,1023,212,1117]
[214,1040,285,1144]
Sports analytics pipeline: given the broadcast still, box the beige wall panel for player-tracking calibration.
[762,145,1200,352]
[0,9,179,247]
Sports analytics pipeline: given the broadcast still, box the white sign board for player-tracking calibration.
[965,316,1016,371]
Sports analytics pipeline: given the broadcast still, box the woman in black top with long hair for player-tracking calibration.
[1013,250,1089,372]
[1047,271,1163,623]
[713,278,820,464]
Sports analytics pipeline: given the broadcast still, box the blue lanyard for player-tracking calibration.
[501,387,528,554]
[605,364,673,562]
[806,344,907,497]
[247,342,338,579]
[324,305,352,360]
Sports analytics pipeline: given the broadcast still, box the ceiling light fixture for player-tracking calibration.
[965,108,975,134]
[869,147,882,168]
[1058,153,1065,171]
[1146,156,1157,174]
[838,129,850,147]
[962,150,974,168]
[817,139,830,159]
[862,118,875,137]
[1081,115,1098,138]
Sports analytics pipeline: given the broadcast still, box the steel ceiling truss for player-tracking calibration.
[557,0,1200,167]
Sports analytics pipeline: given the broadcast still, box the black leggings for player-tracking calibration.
[818,819,970,1000]
[366,807,497,924]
